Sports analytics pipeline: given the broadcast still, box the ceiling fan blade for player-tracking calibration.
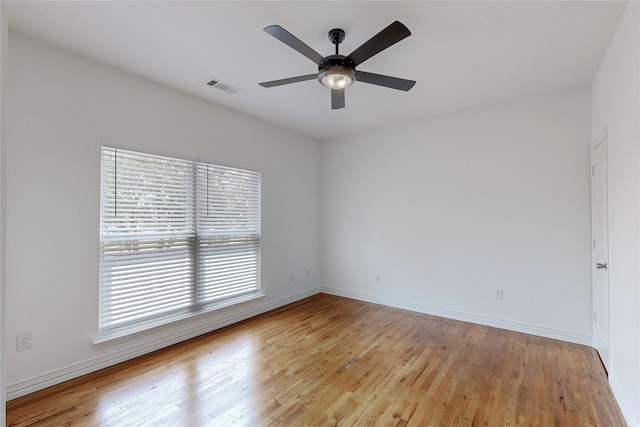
[345,21,411,67]
[355,71,416,91]
[331,89,345,110]
[264,25,325,65]
[259,74,318,88]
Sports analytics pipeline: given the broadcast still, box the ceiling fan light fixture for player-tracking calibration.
[318,67,355,90]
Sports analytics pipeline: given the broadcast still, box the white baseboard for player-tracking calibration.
[610,374,638,427]
[320,287,592,346]
[6,287,322,400]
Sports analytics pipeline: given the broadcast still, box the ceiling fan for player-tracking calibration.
[259,21,416,110]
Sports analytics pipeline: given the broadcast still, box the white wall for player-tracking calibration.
[592,2,640,425]
[6,32,321,397]
[0,1,8,424]
[321,87,593,344]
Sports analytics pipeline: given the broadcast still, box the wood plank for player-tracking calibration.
[7,294,626,426]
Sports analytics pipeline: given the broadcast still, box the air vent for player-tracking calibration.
[204,78,240,95]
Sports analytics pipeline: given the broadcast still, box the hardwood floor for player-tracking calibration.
[7,294,625,426]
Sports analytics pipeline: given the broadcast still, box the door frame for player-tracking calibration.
[591,127,610,372]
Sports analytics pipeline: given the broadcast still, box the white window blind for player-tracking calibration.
[100,147,260,336]
[197,164,260,305]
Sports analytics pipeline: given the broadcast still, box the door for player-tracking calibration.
[591,130,610,371]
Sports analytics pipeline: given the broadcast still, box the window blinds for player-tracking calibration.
[100,147,260,335]
[196,164,260,305]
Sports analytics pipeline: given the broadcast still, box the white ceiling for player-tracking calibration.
[7,1,628,141]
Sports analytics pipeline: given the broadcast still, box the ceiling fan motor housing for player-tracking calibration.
[319,29,357,87]
[318,54,356,87]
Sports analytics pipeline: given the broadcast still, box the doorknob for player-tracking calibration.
[596,262,608,270]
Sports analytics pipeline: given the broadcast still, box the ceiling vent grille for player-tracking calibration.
[204,78,240,95]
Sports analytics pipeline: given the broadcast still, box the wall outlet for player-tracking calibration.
[289,273,293,282]
[17,333,31,351]
[376,274,382,283]
[495,289,503,300]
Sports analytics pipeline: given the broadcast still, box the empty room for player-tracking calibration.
[0,1,639,425]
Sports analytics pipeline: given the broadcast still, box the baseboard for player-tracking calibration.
[6,287,322,400]
[320,287,592,346]
[610,374,638,427]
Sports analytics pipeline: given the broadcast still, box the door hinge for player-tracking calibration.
[591,165,595,177]
[593,239,596,250]
[594,312,597,322]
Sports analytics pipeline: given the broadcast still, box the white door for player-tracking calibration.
[591,131,610,371]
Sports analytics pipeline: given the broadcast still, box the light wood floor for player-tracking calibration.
[7,294,625,426]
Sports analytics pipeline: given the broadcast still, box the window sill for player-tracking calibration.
[93,292,265,350]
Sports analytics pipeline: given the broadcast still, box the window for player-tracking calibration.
[100,146,260,337]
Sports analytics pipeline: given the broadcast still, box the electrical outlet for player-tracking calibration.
[289,273,293,282]
[495,289,503,300]
[17,333,31,351]
[376,274,382,283]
